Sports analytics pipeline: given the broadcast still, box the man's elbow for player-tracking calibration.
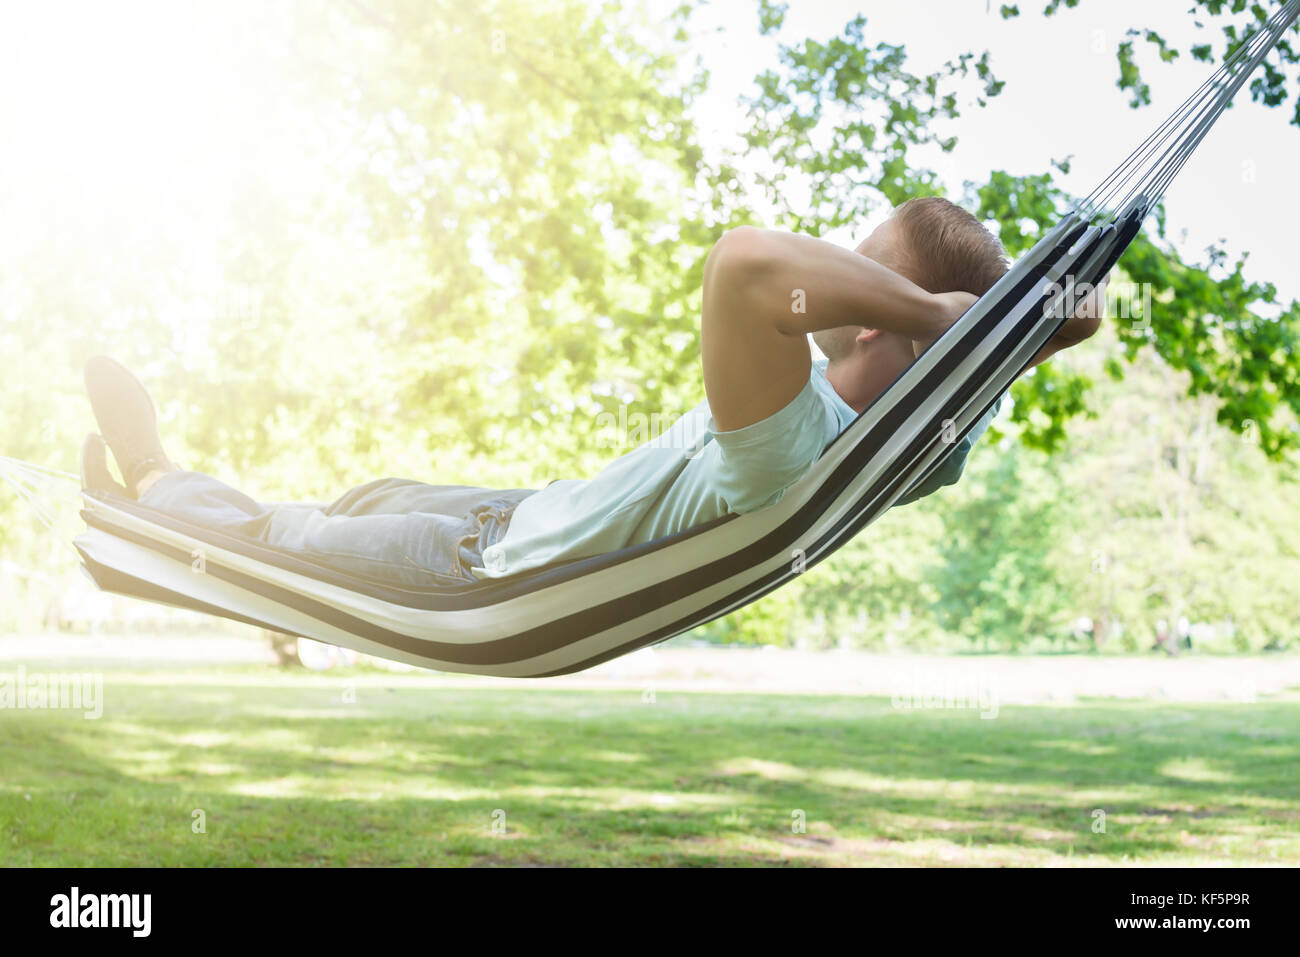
[1063,278,1108,343]
[1061,311,1103,346]
[704,226,775,295]
[1031,312,1102,367]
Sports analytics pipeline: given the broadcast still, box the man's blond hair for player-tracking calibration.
[891,196,1008,296]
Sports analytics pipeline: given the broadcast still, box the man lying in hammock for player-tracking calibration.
[82,197,1104,586]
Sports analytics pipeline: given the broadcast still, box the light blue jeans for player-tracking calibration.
[142,471,537,585]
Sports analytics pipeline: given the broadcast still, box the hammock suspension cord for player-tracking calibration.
[1080,0,1300,222]
[0,456,79,532]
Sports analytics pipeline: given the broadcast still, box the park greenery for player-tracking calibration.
[3,666,1296,865]
[1,0,1296,652]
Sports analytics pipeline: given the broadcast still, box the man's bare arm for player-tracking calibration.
[700,227,969,431]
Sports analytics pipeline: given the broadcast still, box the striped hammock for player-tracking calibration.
[71,1,1300,676]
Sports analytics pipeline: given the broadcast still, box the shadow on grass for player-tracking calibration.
[0,671,1296,865]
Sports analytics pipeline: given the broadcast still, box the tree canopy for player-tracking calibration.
[0,0,1295,647]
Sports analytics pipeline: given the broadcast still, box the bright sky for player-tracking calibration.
[677,0,1300,299]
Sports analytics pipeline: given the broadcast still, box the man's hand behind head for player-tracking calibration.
[911,290,978,359]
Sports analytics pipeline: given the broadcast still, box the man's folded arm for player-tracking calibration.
[699,227,967,432]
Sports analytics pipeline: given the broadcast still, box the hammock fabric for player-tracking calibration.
[71,2,1300,676]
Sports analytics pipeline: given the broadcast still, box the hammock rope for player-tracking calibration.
[1080,0,1300,219]
[0,456,80,532]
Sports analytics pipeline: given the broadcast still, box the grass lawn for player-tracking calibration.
[1,666,1296,866]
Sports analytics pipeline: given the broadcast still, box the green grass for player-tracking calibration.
[1,666,1296,866]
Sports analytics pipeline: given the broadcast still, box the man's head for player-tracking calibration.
[814,197,1008,405]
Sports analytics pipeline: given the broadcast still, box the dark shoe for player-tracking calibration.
[83,356,175,494]
[79,433,129,497]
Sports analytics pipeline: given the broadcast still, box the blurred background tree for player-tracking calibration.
[1,0,1295,649]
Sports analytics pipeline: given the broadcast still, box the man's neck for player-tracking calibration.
[824,356,874,414]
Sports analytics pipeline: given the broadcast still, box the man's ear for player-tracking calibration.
[856,327,883,344]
